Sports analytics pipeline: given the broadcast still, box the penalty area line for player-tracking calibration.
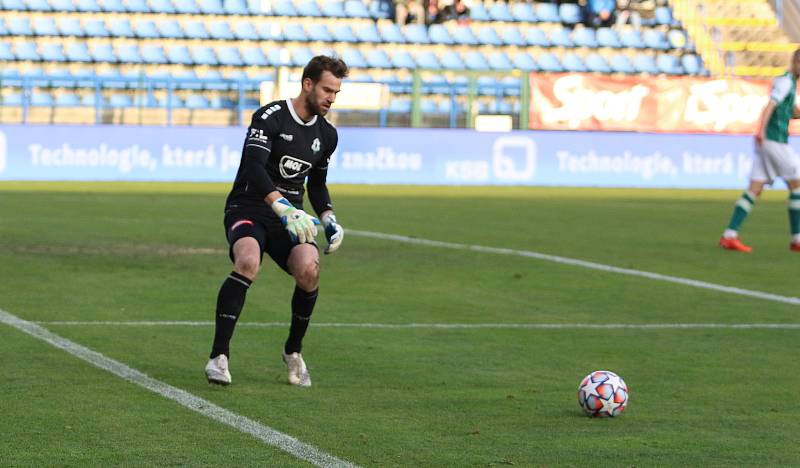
[349,230,800,307]
[0,308,358,468]
[37,320,800,330]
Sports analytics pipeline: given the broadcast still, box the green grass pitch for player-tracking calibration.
[1,182,799,466]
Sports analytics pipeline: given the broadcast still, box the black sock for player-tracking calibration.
[284,286,318,355]
[210,271,252,359]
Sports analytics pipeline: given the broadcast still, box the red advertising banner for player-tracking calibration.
[528,73,800,134]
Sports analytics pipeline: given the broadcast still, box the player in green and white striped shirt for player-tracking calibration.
[720,49,800,253]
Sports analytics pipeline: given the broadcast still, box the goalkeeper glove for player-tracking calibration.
[271,197,319,244]
[321,212,344,255]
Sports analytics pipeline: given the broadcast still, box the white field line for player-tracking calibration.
[38,321,800,330]
[0,309,358,468]
[349,230,800,307]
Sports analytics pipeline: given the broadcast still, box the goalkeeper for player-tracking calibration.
[204,56,348,387]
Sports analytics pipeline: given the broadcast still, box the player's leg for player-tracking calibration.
[721,144,771,252]
[206,218,266,385]
[788,179,800,250]
[281,243,320,387]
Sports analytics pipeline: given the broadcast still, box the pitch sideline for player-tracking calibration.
[0,308,359,468]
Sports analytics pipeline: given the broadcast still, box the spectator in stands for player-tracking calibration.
[425,0,446,25]
[396,0,424,24]
[584,0,616,28]
[616,0,655,29]
[441,0,470,24]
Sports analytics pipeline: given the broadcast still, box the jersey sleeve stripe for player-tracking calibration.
[245,143,271,151]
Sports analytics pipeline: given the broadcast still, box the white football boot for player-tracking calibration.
[282,352,312,387]
[205,354,231,385]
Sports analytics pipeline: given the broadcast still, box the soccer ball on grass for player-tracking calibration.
[577,370,628,417]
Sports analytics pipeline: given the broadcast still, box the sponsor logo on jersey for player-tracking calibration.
[279,155,312,179]
[311,138,321,154]
[279,133,294,142]
[247,128,269,143]
[260,104,282,120]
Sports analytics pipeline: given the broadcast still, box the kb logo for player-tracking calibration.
[492,137,536,181]
[0,131,6,175]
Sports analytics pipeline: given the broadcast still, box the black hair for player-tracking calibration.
[302,56,349,83]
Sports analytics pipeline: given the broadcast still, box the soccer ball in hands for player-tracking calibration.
[577,370,629,417]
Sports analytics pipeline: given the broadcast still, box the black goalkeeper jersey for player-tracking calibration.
[225,99,338,216]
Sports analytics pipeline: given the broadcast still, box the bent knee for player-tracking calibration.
[293,259,320,290]
[234,255,261,280]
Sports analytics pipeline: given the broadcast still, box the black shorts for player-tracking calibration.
[223,208,316,274]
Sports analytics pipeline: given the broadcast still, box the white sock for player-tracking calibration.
[793,234,800,243]
[723,229,738,239]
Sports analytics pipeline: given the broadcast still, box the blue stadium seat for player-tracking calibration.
[142,45,167,64]
[469,1,489,21]
[100,0,125,12]
[209,20,235,40]
[272,0,298,15]
[489,1,513,22]
[1,0,27,10]
[368,0,392,19]
[585,53,611,73]
[559,3,582,24]
[572,27,597,48]
[419,99,438,114]
[441,50,466,70]
[159,19,184,39]
[633,53,659,74]
[126,0,150,12]
[656,53,683,74]
[223,0,247,14]
[452,25,478,45]
[525,27,549,47]
[242,46,268,66]
[610,53,635,73]
[391,50,416,69]
[0,19,7,36]
[174,70,201,90]
[183,20,210,39]
[422,75,448,95]
[76,0,101,10]
[116,44,142,63]
[596,27,621,48]
[31,91,54,106]
[26,0,52,11]
[246,0,269,15]
[199,69,226,90]
[257,22,283,40]
[667,29,687,49]
[267,48,292,66]
[56,92,82,107]
[643,28,669,50]
[217,46,244,66]
[476,76,498,96]
[388,98,411,113]
[80,92,100,106]
[307,23,332,42]
[52,0,76,10]
[536,2,560,23]
[84,19,110,37]
[537,52,563,72]
[403,24,429,44]
[174,0,199,13]
[148,0,173,13]
[343,0,369,18]
[654,6,673,25]
[41,43,66,62]
[501,26,526,46]
[291,46,313,66]
[341,48,367,68]
[0,43,15,61]
[0,69,22,87]
[511,2,536,22]
[378,22,406,43]
[428,24,454,45]
[9,17,34,36]
[549,27,574,47]
[184,94,210,109]
[108,19,135,38]
[501,76,521,96]
[512,51,537,71]
[58,18,84,36]
[415,50,441,69]
[620,29,645,48]
[97,69,125,89]
[234,21,259,40]
[283,23,308,41]
[354,22,381,42]
[488,51,513,70]
[366,49,391,68]
[477,25,503,46]
[199,0,224,14]
[23,68,48,86]
[167,45,193,64]
[561,52,587,72]
[134,20,159,39]
[464,50,490,70]
[109,94,133,108]
[15,41,40,61]
[90,43,116,62]
[191,46,218,65]
[65,43,91,62]
[681,54,702,75]
[321,0,346,17]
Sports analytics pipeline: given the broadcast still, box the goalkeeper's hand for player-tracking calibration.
[271,197,319,244]
[321,212,344,255]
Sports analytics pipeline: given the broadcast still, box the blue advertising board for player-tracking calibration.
[0,124,791,189]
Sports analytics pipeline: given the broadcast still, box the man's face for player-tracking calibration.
[304,71,342,117]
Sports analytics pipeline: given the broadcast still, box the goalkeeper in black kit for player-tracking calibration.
[204,56,348,387]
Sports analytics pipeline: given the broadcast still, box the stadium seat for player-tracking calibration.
[332,24,358,42]
[500,26,526,47]
[572,27,598,48]
[667,29,687,49]
[488,51,513,70]
[561,52,587,72]
[55,92,82,107]
[512,51,538,71]
[283,23,308,41]
[469,1,489,21]
[654,6,673,26]
[477,26,503,46]
[0,43,15,61]
[422,75,448,94]
[15,41,40,61]
[100,0,125,12]
[1,0,26,10]
[141,45,168,64]
[537,52,563,72]
[511,2,536,22]
[199,69,227,90]
[199,0,224,14]
[549,27,574,47]
[191,46,218,66]
[84,19,110,37]
[452,25,479,45]
[126,0,150,12]
[559,3,582,24]
[633,53,659,74]
[108,19,135,38]
[159,19,184,39]
[209,21,236,40]
[501,76,521,96]
[366,49,391,68]
[525,27,550,47]
[58,18,84,36]
[656,54,683,74]
[596,27,621,48]
[167,45,193,65]
[321,0,346,17]
[388,98,411,113]
[246,0,269,14]
[76,0,101,10]
[354,22,381,43]
[257,22,283,41]
[620,29,646,48]
[610,53,636,74]
[536,2,560,23]
[134,20,160,39]
[184,94,210,109]
[174,0,200,13]
[108,94,133,108]
[272,0,298,15]
[343,0,370,18]
[33,17,58,36]
[341,48,367,68]
[223,0,248,14]
[415,50,441,69]
[97,69,125,89]
[90,43,116,62]
[643,29,669,50]
[441,50,466,70]
[403,24,429,44]
[378,22,406,43]
[31,91,54,106]
[80,92,101,106]
[116,44,142,63]
[681,54,702,75]
[267,48,293,66]
[174,70,201,90]
[65,43,91,62]
[51,0,76,11]
[489,2,513,22]
[0,19,7,36]
[9,17,34,36]
[585,53,611,73]
[183,20,210,40]
[391,50,416,69]
[26,0,51,11]
[233,21,259,40]
[242,46,268,66]
[428,24,454,45]
[23,68,48,86]
[368,0,392,19]
[464,50,490,70]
